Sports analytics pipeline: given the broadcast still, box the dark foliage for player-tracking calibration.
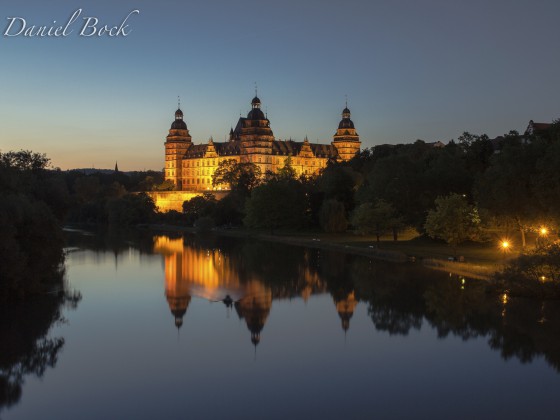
[0,151,69,298]
[491,242,560,298]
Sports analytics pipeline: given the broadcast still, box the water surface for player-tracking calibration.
[2,230,559,419]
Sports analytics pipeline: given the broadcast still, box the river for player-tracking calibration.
[2,229,559,419]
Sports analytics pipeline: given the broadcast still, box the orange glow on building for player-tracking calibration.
[163,96,361,191]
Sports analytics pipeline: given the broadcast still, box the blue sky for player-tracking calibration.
[1,0,559,170]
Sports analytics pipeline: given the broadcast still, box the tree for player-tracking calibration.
[212,159,261,195]
[244,178,307,233]
[137,176,156,191]
[0,151,69,298]
[278,156,297,180]
[351,200,401,242]
[73,176,101,203]
[475,140,545,248]
[0,150,50,172]
[458,132,494,172]
[534,139,560,225]
[106,193,156,226]
[213,192,245,226]
[318,162,361,211]
[358,153,424,228]
[424,193,481,254]
[319,199,348,233]
[153,179,175,191]
[182,193,217,226]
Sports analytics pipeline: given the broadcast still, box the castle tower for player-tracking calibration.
[234,284,272,347]
[238,95,275,174]
[164,106,192,189]
[332,104,361,161]
[335,291,358,332]
[167,292,192,330]
[159,236,193,329]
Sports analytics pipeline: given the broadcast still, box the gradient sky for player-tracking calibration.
[1,0,559,171]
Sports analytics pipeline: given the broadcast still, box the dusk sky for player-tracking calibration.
[1,0,559,171]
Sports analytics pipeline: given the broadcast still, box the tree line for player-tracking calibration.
[181,120,560,245]
[0,151,167,297]
[3,119,559,294]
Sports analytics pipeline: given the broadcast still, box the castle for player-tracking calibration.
[164,95,361,191]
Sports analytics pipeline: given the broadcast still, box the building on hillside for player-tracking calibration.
[490,119,555,154]
[164,95,361,191]
[524,119,552,136]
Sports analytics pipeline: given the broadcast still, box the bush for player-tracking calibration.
[491,241,560,298]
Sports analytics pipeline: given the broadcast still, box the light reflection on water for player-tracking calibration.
[3,230,560,420]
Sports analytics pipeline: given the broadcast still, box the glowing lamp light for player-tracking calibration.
[501,241,510,250]
[539,227,549,236]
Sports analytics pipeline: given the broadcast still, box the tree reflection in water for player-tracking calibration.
[350,256,560,371]
[65,229,560,373]
[0,287,80,413]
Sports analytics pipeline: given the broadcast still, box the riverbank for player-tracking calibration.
[143,224,501,280]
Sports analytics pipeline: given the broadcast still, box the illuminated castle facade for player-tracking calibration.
[164,95,361,191]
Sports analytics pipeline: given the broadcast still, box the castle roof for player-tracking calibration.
[181,139,337,159]
[171,108,188,130]
[310,143,338,158]
[338,105,355,130]
[272,140,302,155]
[171,120,188,130]
[247,107,266,120]
[215,142,241,156]
[184,144,208,158]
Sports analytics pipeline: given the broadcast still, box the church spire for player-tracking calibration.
[114,161,119,172]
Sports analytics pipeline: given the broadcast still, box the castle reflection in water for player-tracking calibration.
[153,236,357,345]
[63,229,560,373]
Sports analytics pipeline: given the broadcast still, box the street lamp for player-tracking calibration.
[500,240,510,261]
[537,226,549,247]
